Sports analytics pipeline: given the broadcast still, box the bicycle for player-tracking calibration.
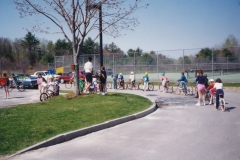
[8,81,25,92]
[65,79,75,89]
[138,79,154,91]
[117,79,126,89]
[159,80,173,93]
[126,80,138,90]
[40,85,58,101]
[174,81,193,96]
[219,93,226,112]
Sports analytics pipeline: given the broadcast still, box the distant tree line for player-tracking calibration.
[0,33,239,74]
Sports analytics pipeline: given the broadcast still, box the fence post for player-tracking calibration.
[183,49,185,72]
[212,48,214,78]
[157,52,159,79]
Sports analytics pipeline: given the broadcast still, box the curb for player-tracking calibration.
[9,94,157,158]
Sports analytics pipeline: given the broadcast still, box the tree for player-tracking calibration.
[196,48,212,59]
[223,34,239,48]
[140,53,155,65]
[81,37,99,54]
[127,47,143,57]
[179,56,191,64]
[14,0,148,95]
[54,39,72,56]
[21,32,40,67]
[40,54,54,64]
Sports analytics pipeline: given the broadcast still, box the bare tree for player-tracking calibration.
[14,0,148,95]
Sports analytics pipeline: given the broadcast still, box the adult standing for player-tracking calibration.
[98,66,107,95]
[84,57,93,93]
[195,70,206,106]
[2,73,10,99]
[111,73,118,90]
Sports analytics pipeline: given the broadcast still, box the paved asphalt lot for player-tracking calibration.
[2,86,240,160]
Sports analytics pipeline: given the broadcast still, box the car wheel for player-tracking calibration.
[60,79,64,84]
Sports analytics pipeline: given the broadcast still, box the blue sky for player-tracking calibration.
[0,0,240,58]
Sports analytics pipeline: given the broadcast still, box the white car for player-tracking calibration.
[31,71,60,81]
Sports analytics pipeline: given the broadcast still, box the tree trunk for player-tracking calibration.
[73,49,80,95]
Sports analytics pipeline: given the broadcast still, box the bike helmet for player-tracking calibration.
[162,72,165,76]
[131,71,134,74]
[49,75,53,79]
[119,73,122,75]
[209,79,214,82]
[145,72,148,75]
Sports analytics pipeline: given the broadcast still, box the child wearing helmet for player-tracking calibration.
[129,71,135,86]
[142,72,149,91]
[206,79,216,105]
[160,72,168,93]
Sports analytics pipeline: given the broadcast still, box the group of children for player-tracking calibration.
[37,74,59,96]
[111,71,150,91]
[160,70,224,110]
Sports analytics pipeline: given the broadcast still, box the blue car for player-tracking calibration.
[11,73,38,89]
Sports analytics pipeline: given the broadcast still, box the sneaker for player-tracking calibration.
[7,97,10,99]
[195,102,201,106]
[4,97,7,99]
[102,93,105,95]
[97,92,102,95]
[203,101,205,106]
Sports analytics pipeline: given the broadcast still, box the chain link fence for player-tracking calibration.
[52,48,240,82]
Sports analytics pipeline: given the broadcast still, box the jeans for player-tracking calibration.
[113,77,117,89]
[216,89,224,109]
[179,81,187,92]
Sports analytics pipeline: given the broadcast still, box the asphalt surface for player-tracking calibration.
[2,86,240,160]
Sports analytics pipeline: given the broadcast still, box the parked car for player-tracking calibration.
[58,71,86,84]
[31,71,60,81]
[58,71,100,83]
[9,73,37,89]
[106,68,113,75]
[22,75,38,89]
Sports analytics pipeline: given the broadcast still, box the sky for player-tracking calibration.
[0,0,240,59]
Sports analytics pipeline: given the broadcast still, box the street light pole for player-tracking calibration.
[99,5,103,67]
[85,0,103,68]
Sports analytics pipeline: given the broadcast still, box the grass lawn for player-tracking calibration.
[0,92,152,155]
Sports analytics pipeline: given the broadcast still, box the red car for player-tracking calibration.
[58,71,86,84]
[58,71,98,83]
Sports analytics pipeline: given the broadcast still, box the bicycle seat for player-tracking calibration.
[219,93,224,98]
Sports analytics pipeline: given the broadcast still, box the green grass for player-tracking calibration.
[0,93,152,155]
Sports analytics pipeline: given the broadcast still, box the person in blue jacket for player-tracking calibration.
[178,72,188,95]
[111,73,118,90]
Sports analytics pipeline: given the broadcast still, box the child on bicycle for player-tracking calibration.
[178,72,188,95]
[160,72,168,93]
[48,75,55,93]
[119,73,124,87]
[213,78,224,110]
[9,75,14,86]
[206,79,216,105]
[142,72,149,91]
[129,71,135,86]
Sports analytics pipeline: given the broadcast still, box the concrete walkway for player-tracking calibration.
[5,87,240,160]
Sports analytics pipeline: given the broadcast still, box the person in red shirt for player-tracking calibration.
[206,79,216,105]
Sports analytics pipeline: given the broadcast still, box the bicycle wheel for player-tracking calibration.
[46,90,54,97]
[220,99,226,112]
[40,93,48,101]
[159,85,165,92]
[148,83,154,91]
[168,86,173,93]
[106,82,112,89]
[17,83,25,92]
[65,82,73,89]
[125,83,131,90]
[8,84,13,92]
[187,86,193,95]
[174,86,182,95]
[138,83,144,90]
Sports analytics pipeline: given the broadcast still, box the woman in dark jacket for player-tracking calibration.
[98,66,107,95]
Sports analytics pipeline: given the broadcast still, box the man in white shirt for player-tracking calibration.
[84,57,93,93]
